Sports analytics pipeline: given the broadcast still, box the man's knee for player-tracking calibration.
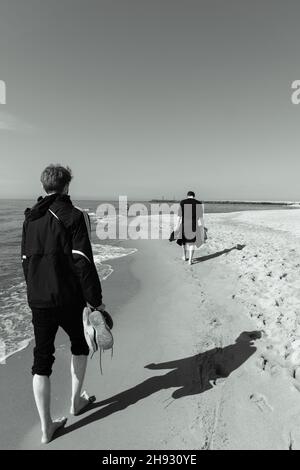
[71,339,89,356]
[32,347,55,377]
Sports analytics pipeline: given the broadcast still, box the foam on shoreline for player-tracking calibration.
[0,243,137,363]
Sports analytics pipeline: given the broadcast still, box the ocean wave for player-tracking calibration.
[0,243,137,363]
[92,243,137,263]
[0,280,33,363]
[92,244,137,280]
[0,338,32,364]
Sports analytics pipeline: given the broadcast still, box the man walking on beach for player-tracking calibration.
[174,191,205,265]
[21,164,104,443]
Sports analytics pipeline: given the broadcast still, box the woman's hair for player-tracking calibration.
[187,191,195,197]
[40,164,73,193]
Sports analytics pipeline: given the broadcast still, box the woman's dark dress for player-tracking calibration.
[176,198,204,247]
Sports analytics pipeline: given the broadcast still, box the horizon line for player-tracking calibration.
[0,197,299,205]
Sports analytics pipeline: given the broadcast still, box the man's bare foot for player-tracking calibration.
[182,256,187,261]
[188,259,193,265]
[41,417,67,444]
[70,390,96,416]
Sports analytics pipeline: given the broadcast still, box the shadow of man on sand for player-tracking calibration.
[193,244,246,264]
[59,330,261,438]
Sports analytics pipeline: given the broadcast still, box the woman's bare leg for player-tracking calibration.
[188,245,195,265]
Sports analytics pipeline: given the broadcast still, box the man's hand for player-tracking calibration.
[96,303,106,312]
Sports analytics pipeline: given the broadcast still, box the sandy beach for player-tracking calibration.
[1,209,300,450]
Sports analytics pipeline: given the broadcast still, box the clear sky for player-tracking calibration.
[0,0,300,201]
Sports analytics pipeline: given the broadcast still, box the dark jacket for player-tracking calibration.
[178,198,203,232]
[21,193,103,309]
[176,198,204,246]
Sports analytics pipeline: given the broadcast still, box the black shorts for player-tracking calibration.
[31,302,89,377]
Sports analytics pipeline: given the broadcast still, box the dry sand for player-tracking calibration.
[1,209,300,450]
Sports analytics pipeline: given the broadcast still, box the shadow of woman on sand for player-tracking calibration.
[192,244,246,264]
[59,330,261,437]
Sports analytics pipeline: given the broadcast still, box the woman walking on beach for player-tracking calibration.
[174,191,205,265]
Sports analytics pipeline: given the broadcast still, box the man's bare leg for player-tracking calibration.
[33,374,67,444]
[70,355,94,415]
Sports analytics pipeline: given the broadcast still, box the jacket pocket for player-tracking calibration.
[27,253,82,307]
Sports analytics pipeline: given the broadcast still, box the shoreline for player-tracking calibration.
[0,245,138,363]
[7,205,294,365]
[0,251,140,450]
[2,209,300,449]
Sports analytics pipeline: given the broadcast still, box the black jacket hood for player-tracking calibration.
[24,194,71,221]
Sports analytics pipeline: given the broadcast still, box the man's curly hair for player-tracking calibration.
[40,164,73,193]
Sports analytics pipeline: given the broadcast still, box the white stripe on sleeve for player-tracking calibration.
[72,249,91,263]
[48,209,59,220]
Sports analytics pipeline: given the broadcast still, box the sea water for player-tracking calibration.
[0,198,294,362]
[0,199,136,362]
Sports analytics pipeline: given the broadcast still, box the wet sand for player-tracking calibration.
[2,210,300,449]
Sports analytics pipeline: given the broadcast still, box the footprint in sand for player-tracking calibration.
[257,356,269,371]
[209,318,222,327]
[249,393,273,412]
[280,273,288,280]
[293,381,300,393]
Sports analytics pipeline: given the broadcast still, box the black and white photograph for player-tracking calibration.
[1,0,300,453]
